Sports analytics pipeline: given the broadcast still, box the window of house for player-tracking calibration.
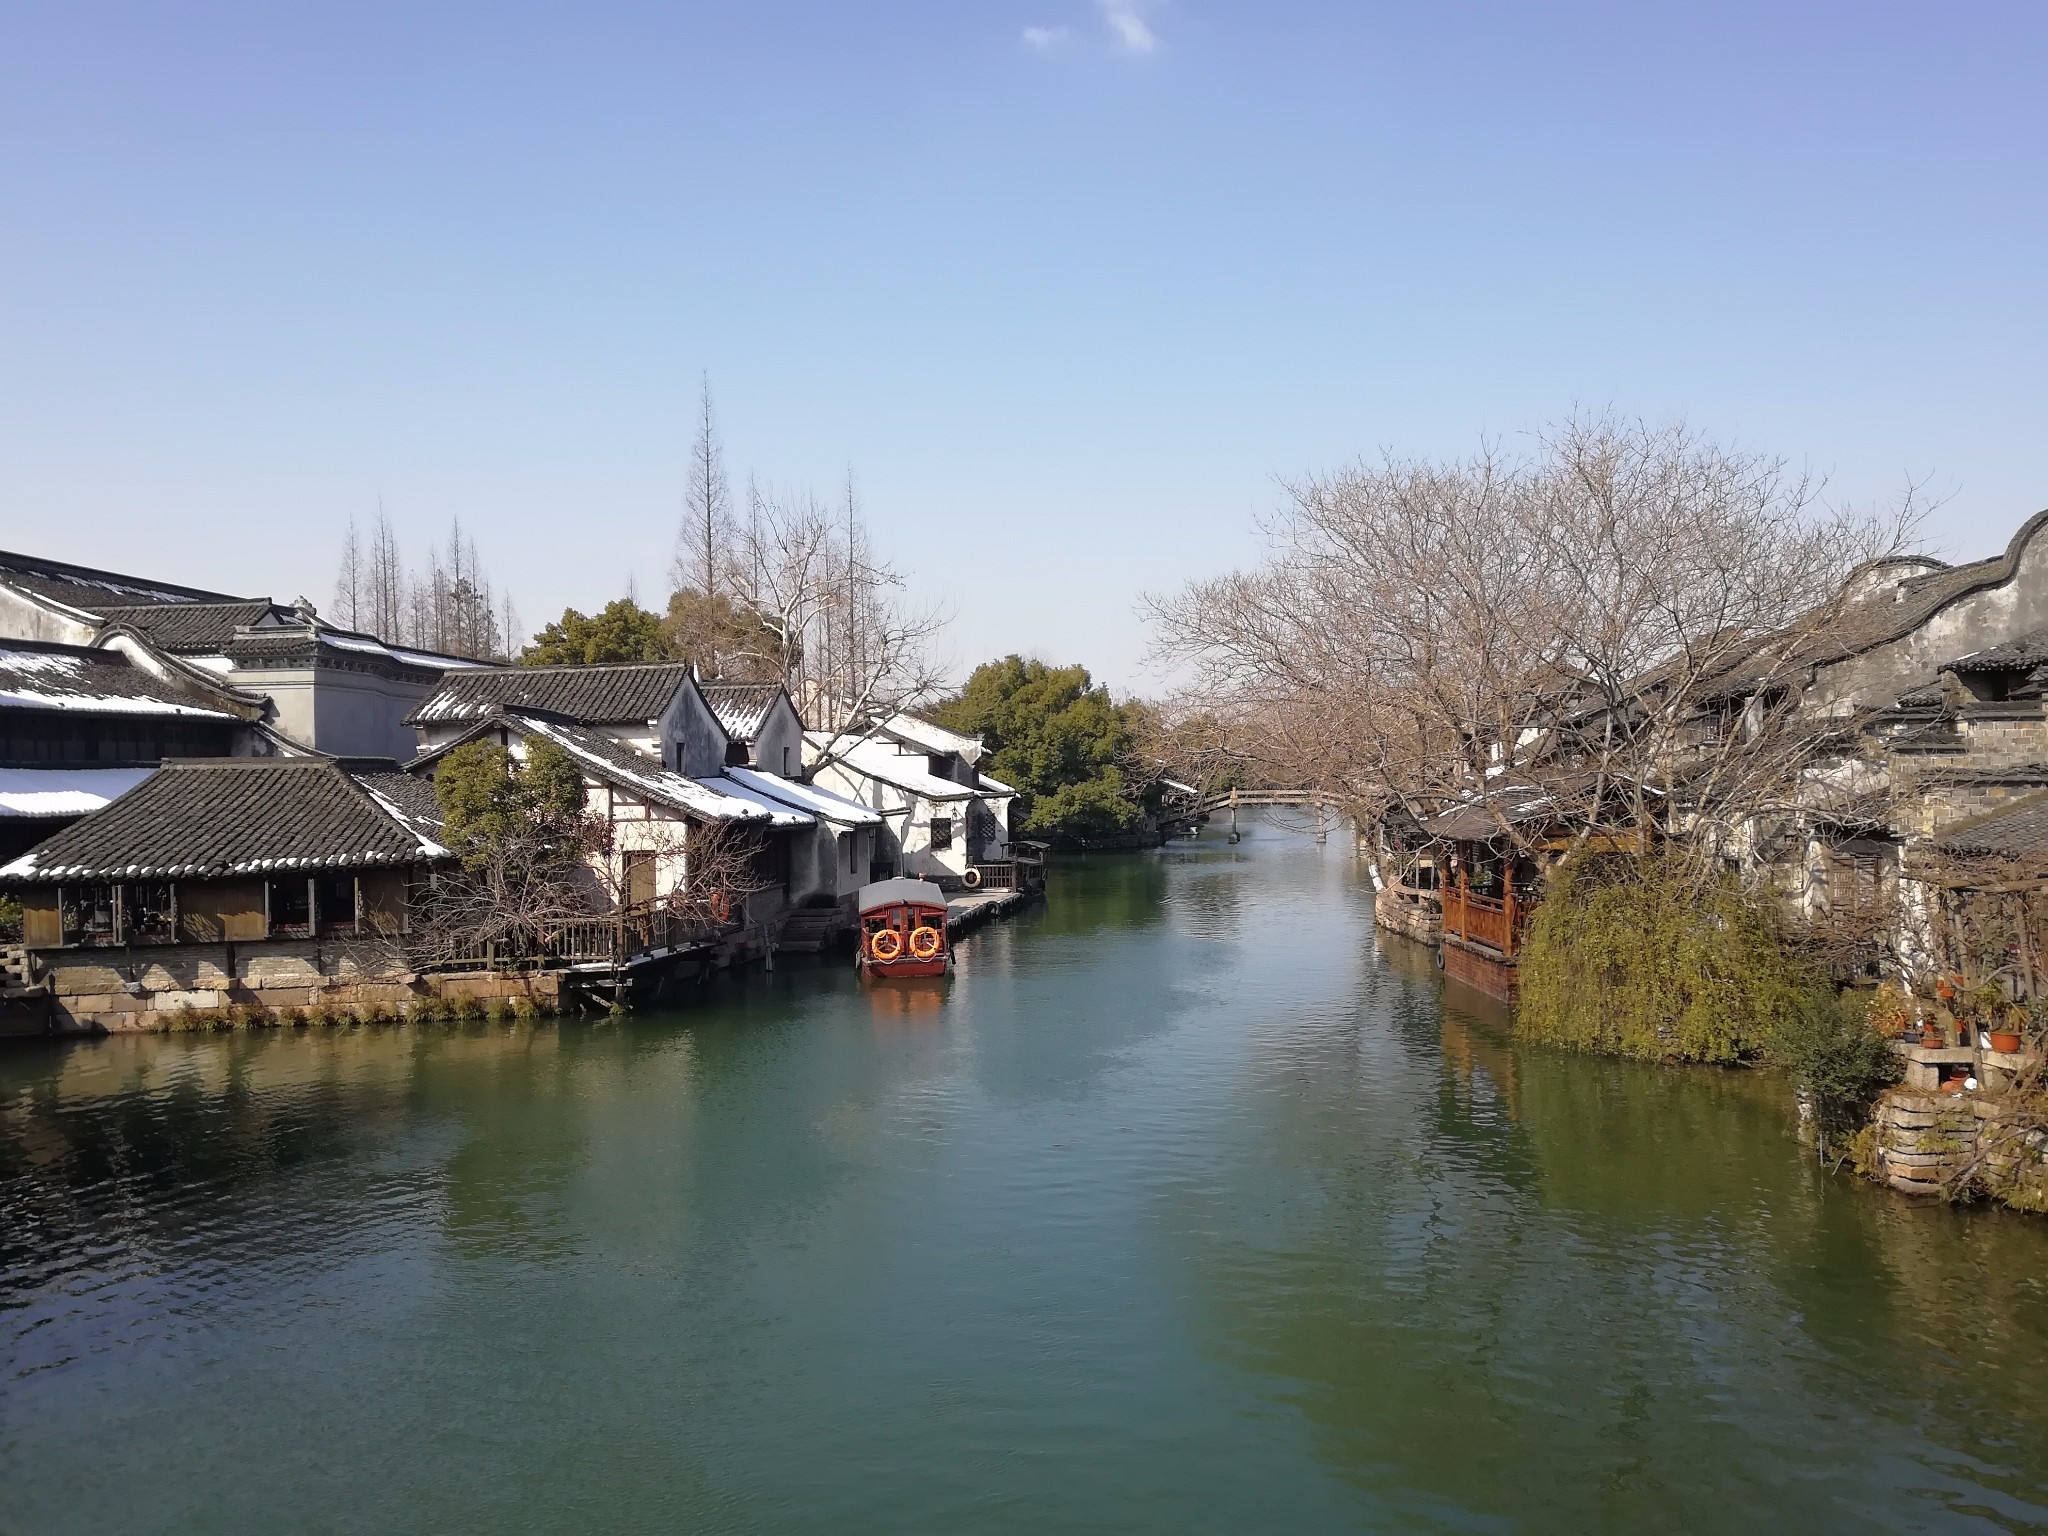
[316,873,359,935]
[127,882,176,945]
[1831,851,1884,916]
[623,850,657,908]
[840,832,855,872]
[60,884,121,946]
[929,816,954,851]
[267,877,312,937]
[782,746,792,776]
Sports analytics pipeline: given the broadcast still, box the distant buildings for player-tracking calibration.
[0,546,1026,1032]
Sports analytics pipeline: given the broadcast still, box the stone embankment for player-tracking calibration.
[1,888,1044,1039]
[1870,1087,2048,1209]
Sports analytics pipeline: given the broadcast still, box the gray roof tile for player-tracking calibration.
[0,640,240,718]
[0,758,448,881]
[0,549,244,614]
[699,683,785,741]
[406,663,693,726]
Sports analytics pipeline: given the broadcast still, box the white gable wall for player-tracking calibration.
[754,695,805,777]
[809,760,977,881]
[664,684,732,777]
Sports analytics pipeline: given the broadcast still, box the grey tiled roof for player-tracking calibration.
[99,601,288,653]
[406,663,693,726]
[1419,784,1558,843]
[699,683,785,741]
[0,640,239,718]
[1949,630,2048,672]
[0,758,449,881]
[1931,791,2048,861]
[0,549,244,614]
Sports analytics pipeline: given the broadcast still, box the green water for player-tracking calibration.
[6,819,2048,1533]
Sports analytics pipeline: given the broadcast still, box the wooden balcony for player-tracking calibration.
[1439,879,1531,959]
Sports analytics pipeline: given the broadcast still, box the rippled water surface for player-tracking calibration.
[8,818,2048,1533]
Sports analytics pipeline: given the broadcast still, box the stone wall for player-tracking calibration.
[26,937,564,1033]
[1870,1086,2048,1210]
[1374,889,1443,945]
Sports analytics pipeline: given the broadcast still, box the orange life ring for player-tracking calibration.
[908,925,942,960]
[869,928,903,962]
[709,891,731,924]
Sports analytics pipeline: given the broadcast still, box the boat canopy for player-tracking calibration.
[858,877,946,913]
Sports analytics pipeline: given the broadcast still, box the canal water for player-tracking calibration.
[7,819,2048,1534]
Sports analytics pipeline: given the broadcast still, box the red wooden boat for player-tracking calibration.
[856,878,952,979]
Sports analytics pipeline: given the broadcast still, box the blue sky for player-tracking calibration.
[2,2,2044,689]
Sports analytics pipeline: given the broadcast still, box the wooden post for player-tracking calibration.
[1504,880,1518,958]
[1456,866,1469,942]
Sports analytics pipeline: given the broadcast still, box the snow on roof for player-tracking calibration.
[0,766,157,819]
[807,734,990,801]
[699,683,789,742]
[977,771,1016,796]
[695,772,816,829]
[0,549,245,611]
[0,643,240,718]
[318,630,491,670]
[724,766,881,827]
[408,663,693,726]
[880,712,983,764]
[514,713,777,823]
[0,758,449,882]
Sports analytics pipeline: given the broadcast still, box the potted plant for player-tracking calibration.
[1989,1003,2024,1056]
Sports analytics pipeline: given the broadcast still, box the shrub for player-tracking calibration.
[1518,853,1829,1064]
[0,894,22,940]
[1770,987,1902,1158]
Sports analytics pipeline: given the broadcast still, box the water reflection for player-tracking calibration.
[6,819,2048,1534]
[1179,833,2048,1531]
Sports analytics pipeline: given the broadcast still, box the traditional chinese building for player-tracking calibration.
[0,757,451,1030]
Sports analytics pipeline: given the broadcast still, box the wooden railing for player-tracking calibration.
[427,904,724,972]
[1439,878,1531,958]
[971,843,1048,893]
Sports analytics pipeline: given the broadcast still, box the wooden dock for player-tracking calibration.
[945,887,1034,937]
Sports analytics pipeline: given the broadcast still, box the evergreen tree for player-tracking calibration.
[934,657,1150,846]
[435,739,587,868]
[519,599,679,666]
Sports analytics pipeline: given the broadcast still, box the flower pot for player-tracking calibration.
[1989,1030,2023,1055]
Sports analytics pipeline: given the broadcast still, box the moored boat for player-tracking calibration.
[856,877,951,978]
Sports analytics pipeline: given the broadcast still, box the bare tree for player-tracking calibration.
[1147,415,1923,887]
[332,514,364,630]
[369,500,405,643]
[722,481,949,762]
[409,812,773,971]
[671,373,732,600]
